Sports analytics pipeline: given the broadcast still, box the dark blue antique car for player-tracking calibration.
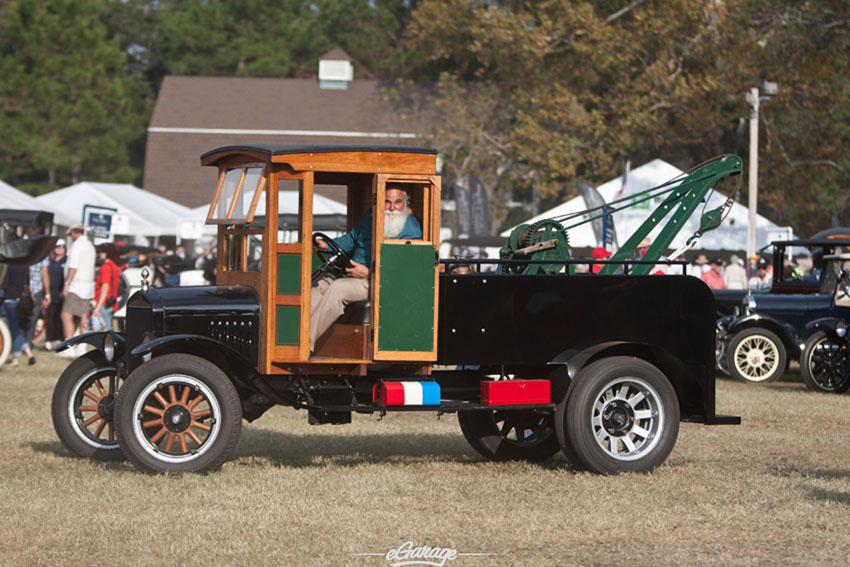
[718,252,850,390]
[713,238,850,319]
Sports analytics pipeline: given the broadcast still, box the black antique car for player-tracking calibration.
[713,238,850,373]
[0,209,58,367]
[718,252,850,388]
[713,238,850,317]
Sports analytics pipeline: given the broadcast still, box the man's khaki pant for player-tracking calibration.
[310,276,369,352]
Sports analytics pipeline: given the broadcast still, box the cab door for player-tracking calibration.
[372,174,441,361]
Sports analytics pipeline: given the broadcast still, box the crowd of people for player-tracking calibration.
[689,253,775,291]
[2,223,217,365]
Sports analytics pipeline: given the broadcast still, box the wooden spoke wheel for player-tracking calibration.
[51,352,124,461]
[115,354,241,474]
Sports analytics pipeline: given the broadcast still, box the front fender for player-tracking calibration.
[130,334,258,377]
[56,331,126,363]
[803,317,849,343]
[728,313,791,338]
[726,314,799,354]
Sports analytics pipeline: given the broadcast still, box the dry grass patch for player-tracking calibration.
[1,355,849,566]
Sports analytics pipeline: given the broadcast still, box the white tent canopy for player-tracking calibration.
[0,178,75,226]
[254,190,348,217]
[36,182,194,238]
[182,190,349,240]
[503,159,789,252]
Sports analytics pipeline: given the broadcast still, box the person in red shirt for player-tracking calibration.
[700,257,726,289]
[590,247,611,273]
[93,243,122,331]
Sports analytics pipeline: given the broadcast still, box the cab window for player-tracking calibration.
[209,165,266,223]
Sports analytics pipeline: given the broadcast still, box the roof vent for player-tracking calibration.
[319,59,353,90]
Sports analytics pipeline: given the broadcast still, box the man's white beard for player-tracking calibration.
[384,208,409,238]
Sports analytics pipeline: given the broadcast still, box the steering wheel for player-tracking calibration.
[311,232,352,284]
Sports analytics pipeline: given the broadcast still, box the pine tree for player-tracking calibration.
[0,0,148,193]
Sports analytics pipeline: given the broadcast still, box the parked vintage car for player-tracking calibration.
[718,252,850,385]
[50,145,742,474]
[712,238,850,373]
[0,209,57,366]
[713,238,850,317]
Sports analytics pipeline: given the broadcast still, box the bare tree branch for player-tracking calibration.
[604,0,646,25]
[764,120,844,172]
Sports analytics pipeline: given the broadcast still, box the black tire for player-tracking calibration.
[801,331,850,393]
[726,328,787,384]
[560,357,679,474]
[51,352,125,461]
[457,409,560,462]
[715,335,729,376]
[114,354,242,474]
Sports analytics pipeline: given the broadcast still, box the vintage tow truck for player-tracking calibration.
[51,145,742,474]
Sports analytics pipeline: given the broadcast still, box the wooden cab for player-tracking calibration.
[200,144,441,374]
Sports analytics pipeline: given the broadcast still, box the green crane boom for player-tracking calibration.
[499,154,743,275]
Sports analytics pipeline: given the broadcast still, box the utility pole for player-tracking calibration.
[745,82,777,277]
[746,87,759,274]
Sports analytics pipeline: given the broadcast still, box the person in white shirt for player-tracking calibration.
[748,257,773,292]
[724,254,748,289]
[60,224,96,355]
[688,254,710,278]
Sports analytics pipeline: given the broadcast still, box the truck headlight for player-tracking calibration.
[745,295,756,315]
[103,333,115,362]
[837,321,848,338]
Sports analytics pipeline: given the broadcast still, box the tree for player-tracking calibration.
[406,0,849,236]
[141,0,419,81]
[0,0,149,193]
[736,0,850,235]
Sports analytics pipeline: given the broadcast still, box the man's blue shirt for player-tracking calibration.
[333,211,422,266]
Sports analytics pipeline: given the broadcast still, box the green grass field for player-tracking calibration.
[1,354,849,566]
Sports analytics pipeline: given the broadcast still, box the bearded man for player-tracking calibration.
[310,185,422,352]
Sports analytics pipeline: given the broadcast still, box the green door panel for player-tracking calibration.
[377,244,436,352]
[277,254,301,294]
[275,305,300,345]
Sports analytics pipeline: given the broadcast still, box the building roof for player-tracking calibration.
[148,76,418,136]
[319,48,352,61]
[144,76,431,207]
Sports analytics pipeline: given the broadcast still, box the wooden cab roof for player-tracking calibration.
[200,144,438,175]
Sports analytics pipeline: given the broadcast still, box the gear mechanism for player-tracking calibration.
[500,219,571,274]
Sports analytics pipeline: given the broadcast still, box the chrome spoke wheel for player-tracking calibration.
[589,378,663,461]
[560,357,679,474]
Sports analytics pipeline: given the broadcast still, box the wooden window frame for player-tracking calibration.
[207,163,267,224]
